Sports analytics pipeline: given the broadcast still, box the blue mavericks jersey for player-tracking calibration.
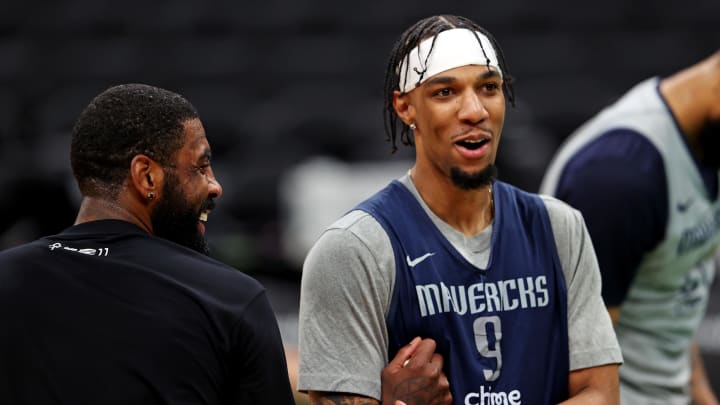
[357,180,569,405]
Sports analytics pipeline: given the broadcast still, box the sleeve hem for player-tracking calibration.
[297,373,380,400]
[570,347,624,371]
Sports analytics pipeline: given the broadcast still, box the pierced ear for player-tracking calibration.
[393,90,416,127]
[129,155,163,201]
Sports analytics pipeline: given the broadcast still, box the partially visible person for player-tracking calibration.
[541,51,720,404]
[298,14,622,405]
[0,83,295,404]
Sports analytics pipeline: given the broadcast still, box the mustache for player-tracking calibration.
[451,126,494,140]
[200,199,216,212]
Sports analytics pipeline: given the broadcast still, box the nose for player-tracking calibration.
[457,90,489,124]
[208,171,223,199]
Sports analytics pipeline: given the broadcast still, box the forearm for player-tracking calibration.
[691,341,719,405]
[557,387,618,405]
[558,364,620,405]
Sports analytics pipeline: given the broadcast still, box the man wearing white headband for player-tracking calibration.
[298,14,622,405]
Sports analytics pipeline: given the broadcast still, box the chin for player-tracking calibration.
[450,165,497,190]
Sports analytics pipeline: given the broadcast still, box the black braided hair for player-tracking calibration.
[71,83,199,198]
[383,15,515,153]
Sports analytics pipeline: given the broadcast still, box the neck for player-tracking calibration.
[661,53,720,150]
[75,196,153,234]
[409,167,494,237]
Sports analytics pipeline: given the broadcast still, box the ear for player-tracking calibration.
[393,90,416,127]
[129,154,164,203]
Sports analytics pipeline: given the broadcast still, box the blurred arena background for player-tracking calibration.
[1,0,718,397]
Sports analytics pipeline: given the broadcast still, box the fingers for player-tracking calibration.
[438,370,451,396]
[381,338,452,405]
[403,338,437,368]
[428,352,444,375]
[389,336,421,368]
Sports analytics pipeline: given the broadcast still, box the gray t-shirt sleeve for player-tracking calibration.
[542,195,624,370]
[297,210,394,400]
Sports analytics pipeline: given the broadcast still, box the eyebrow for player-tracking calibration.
[479,69,501,80]
[198,148,212,161]
[424,67,502,86]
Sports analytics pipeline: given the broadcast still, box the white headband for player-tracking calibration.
[397,28,502,93]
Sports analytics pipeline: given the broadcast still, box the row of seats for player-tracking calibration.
[1,0,718,270]
[1,29,712,82]
[3,0,718,35]
[1,31,713,144]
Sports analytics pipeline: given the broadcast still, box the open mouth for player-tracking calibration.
[456,138,489,150]
[198,199,215,226]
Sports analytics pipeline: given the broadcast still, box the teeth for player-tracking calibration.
[199,212,208,222]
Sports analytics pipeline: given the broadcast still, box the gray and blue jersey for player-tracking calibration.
[298,175,621,403]
[541,77,720,404]
[358,180,569,403]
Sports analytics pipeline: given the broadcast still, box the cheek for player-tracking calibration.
[177,180,204,209]
[421,105,457,132]
[496,113,506,134]
[192,184,208,204]
[489,98,506,119]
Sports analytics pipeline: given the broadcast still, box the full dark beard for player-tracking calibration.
[697,118,720,169]
[151,173,210,255]
[450,164,498,190]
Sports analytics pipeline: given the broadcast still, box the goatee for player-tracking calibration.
[450,164,498,190]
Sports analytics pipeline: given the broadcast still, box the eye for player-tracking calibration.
[433,87,454,98]
[482,82,501,94]
[194,163,210,176]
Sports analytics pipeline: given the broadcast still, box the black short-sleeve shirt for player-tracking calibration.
[0,219,294,405]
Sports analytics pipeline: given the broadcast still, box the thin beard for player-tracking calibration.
[450,165,498,190]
